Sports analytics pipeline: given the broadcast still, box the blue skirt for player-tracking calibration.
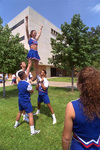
[26,49,40,61]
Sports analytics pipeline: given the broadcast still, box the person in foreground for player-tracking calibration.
[14,71,40,135]
[62,67,100,150]
[34,69,57,124]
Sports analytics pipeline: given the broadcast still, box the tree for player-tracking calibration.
[88,25,100,69]
[0,17,28,97]
[49,14,100,91]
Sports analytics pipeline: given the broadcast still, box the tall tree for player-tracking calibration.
[0,17,28,97]
[88,25,100,69]
[49,14,100,91]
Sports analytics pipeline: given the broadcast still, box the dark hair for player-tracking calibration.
[42,69,47,75]
[30,30,36,37]
[18,71,25,80]
[19,62,22,66]
[77,66,100,120]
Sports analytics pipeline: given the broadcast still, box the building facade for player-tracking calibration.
[8,6,64,77]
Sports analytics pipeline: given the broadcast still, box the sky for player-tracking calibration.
[0,0,100,29]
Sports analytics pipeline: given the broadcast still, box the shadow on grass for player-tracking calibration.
[0,85,78,100]
[18,115,39,127]
[49,86,78,92]
[0,85,37,99]
[0,86,18,99]
[33,104,51,118]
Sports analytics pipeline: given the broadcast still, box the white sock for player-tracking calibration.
[30,125,35,133]
[15,121,19,126]
[37,109,40,113]
[52,114,56,120]
[52,114,57,124]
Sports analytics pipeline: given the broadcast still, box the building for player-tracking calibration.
[8,6,64,77]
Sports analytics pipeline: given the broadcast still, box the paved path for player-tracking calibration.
[0,80,77,89]
[0,81,13,87]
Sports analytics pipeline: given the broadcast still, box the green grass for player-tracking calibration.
[48,77,77,83]
[0,85,79,150]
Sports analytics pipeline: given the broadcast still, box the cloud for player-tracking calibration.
[92,4,100,13]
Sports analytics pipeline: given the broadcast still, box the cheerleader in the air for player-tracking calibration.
[25,16,43,81]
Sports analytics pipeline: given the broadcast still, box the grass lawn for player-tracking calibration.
[48,77,77,83]
[0,85,79,150]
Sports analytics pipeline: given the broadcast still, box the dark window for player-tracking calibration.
[52,55,55,60]
[11,19,24,31]
[51,68,56,77]
[51,28,59,36]
[20,36,25,41]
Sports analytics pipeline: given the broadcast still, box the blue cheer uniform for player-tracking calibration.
[38,78,50,104]
[70,99,100,150]
[18,80,33,113]
[27,38,40,61]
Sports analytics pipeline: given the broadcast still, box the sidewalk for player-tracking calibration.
[45,81,77,89]
[0,80,77,89]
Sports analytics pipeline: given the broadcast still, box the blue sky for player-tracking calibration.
[0,0,100,29]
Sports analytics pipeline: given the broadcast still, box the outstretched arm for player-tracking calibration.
[36,25,43,41]
[25,16,30,41]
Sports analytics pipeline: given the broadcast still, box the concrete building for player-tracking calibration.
[8,6,63,77]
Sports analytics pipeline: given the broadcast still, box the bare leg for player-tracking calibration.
[47,103,56,124]
[34,102,41,115]
[28,112,34,126]
[34,60,39,75]
[27,59,33,76]
[23,110,25,115]
[28,112,40,135]
[16,111,22,121]
[14,111,22,128]
[37,102,41,110]
[47,103,54,114]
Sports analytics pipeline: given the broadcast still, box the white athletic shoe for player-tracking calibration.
[33,112,40,115]
[33,111,40,115]
[14,123,20,128]
[31,130,40,135]
[23,117,29,122]
[34,109,40,115]
[53,118,57,124]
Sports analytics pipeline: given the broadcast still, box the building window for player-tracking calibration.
[11,19,24,31]
[51,28,59,36]
[52,55,55,60]
[20,36,25,41]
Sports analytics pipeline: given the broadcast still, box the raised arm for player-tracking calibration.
[36,25,43,41]
[25,16,30,41]
[62,102,75,150]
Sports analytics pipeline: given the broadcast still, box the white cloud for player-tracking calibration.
[92,4,100,13]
